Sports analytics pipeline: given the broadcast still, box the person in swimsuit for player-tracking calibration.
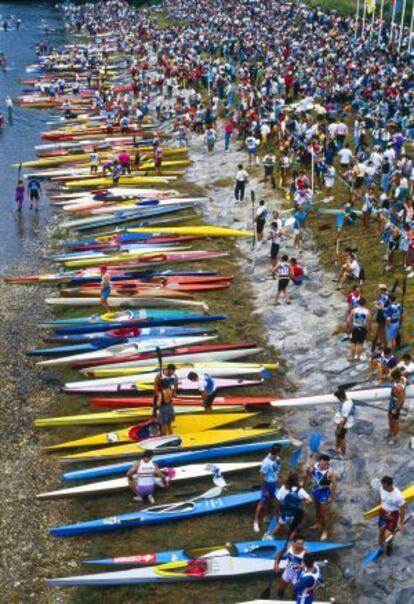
[376,475,406,555]
[156,378,175,435]
[126,449,168,504]
[304,454,337,541]
[387,369,406,446]
[99,265,111,314]
[253,445,281,533]
[274,537,308,598]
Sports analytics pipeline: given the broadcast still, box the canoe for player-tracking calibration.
[363,484,414,519]
[62,440,291,481]
[62,377,264,395]
[84,538,352,566]
[85,362,277,379]
[74,342,262,370]
[270,384,414,407]
[91,396,276,409]
[36,336,215,367]
[58,429,277,462]
[29,329,215,355]
[50,490,262,537]
[46,413,256,450]
[126,226,253,238]
[60,281,230,295]
[65,176,170,188]
[37,461,261,499]
[45,297,209,310]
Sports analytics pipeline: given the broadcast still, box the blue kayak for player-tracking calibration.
[62,440,291,482]
[41,309,210,327]
[84,538,353,566]
[42,326,216,345]
[50,314,226,336]
[75,204,191,232]
[50,490,262,537]
[27,327,213,356]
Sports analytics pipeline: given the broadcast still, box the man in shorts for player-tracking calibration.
[27,178,41,211]
[347,297,371,362]
[272,254,291,305]
[187,371,217,411]
[253,445,281,533]
[376,475,406,555]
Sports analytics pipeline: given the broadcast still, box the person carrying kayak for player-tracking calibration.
[99,265,111,314]
[304,454,337,541]
[375,475,406,555]
[253,444,281,533]
[27,177,41,212]
[187,371,217,412]
[264,473,312,539]
[155,377,175,435]
[273,536,308,598]
[126,449,168,504]
[294,554,324,604]
[333,389,355,458]
[387,368,406,446]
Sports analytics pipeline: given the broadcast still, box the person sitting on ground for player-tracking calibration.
[126,449,168,504]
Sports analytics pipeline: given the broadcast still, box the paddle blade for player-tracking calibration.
[261,369,272,379]
[362,546,382,565]
[290,447,303,469]
[309,431,322,454]
[199,485,224,500]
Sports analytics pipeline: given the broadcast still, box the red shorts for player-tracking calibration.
[378,509,399,532]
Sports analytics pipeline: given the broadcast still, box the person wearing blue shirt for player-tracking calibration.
[253,445,281,533]
[27,178,41,212]
[294,554,324,604]
[384,293,402,349]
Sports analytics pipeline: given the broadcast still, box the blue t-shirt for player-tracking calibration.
[260,455,281,483]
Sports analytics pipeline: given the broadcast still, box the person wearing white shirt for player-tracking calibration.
[398,354,414,376]
[376,476,406,555]
[234,163,249,202]
[333,389,355,457]
[338,145,353,166]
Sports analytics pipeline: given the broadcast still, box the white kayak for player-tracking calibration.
[88,198,206,215]
[37,461,261,499]
[50,245,185,263]
[270,385,414,407]
[68,365,267,390]
[50,189,179,201]
[47,556,285,586]
[36,336,215,367]
[84,348,264,372]
[45,298,209,310]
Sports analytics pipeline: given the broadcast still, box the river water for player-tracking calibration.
[0,1,63,270]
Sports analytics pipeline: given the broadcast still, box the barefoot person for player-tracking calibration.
[387,369,406,446]
[294,554,324,604]
[265,473,312,539]
[187,371,217,411]
[155,378,175,435]
[347,296,371,362]
[375,475,406,556]
[99,265,111,313]
[274,537,308,598]
[273,254,291,305]
[305,454,337,541]
[253,445,281,533]
[333,389,355,458]
[126,450,168,504]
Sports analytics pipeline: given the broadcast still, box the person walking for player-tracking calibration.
[204,127,217,154]
[265,473,312,539]
[272,254,291,305]
[15,179,25,212]
[375,476,406,555]
[263,152,276,188]
[27,177,41,211]
[253,444,282,533]
[234,163,249,202]
[224,120,233,152]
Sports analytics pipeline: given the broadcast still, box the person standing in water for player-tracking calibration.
[99,265,111,314]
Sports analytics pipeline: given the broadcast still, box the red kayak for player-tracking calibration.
[73,342,260,369]
[68,237,203,251]
[91,396,276,409]
[60,282,230,295]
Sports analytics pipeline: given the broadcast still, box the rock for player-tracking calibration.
[339,516,353,528]
[342,566,355,579]
[312,307,328,318]
[353,419,375,436]
[395,587,414,604]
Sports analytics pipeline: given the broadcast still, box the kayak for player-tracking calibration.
[36,336,216,367]
[46,413,256,450]
[84,538,352,566]
[91,396,276,409]
[59,281,230,295]
[50,490,262,537]
[62,440,291,481]
[45,297,209,310]
[363,484,414,519]
[29,328,215,355]
[75,342,263,370]
[270,385,414,407]
[60,206,191,231]
[65,176,171,188]
[37,461,261,499]
[58,429,276,462]
[125,226,253,238]
[84,362,277,379]
[62,377,264,394]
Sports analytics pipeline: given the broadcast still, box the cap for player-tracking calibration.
[378,283,387,290]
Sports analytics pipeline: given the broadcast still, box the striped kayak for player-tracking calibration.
[125,226,253,237]
[91,396,277,409]
[58,429,276,462]
[50,490,262,537]
[62,440,291,481]
[62,377,263,394]
[84,538,351,566]
[46,413,256,450]
[44,297,209,310]
[36,336,216,367]
[363,484,414,519]
[37,461,261,499]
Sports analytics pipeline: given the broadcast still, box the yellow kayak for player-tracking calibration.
[127,226,254,237]
[88,362,278,378]
[363,484,414,519]
[34,406,241,428]
[47,413,255,450]
[58,428,276,461]
[65,176,170,188]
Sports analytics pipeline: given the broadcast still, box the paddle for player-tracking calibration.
[251,189,256,250]
[362,513,413,565]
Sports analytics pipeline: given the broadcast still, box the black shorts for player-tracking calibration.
[270,242,280,260]
[256,219,266,234]
[204,391,217,409]
[351,326,367,344]
[29,189,40,200]
[388,408,400,420]
[278,277,290,292]
[264,165,274,175]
